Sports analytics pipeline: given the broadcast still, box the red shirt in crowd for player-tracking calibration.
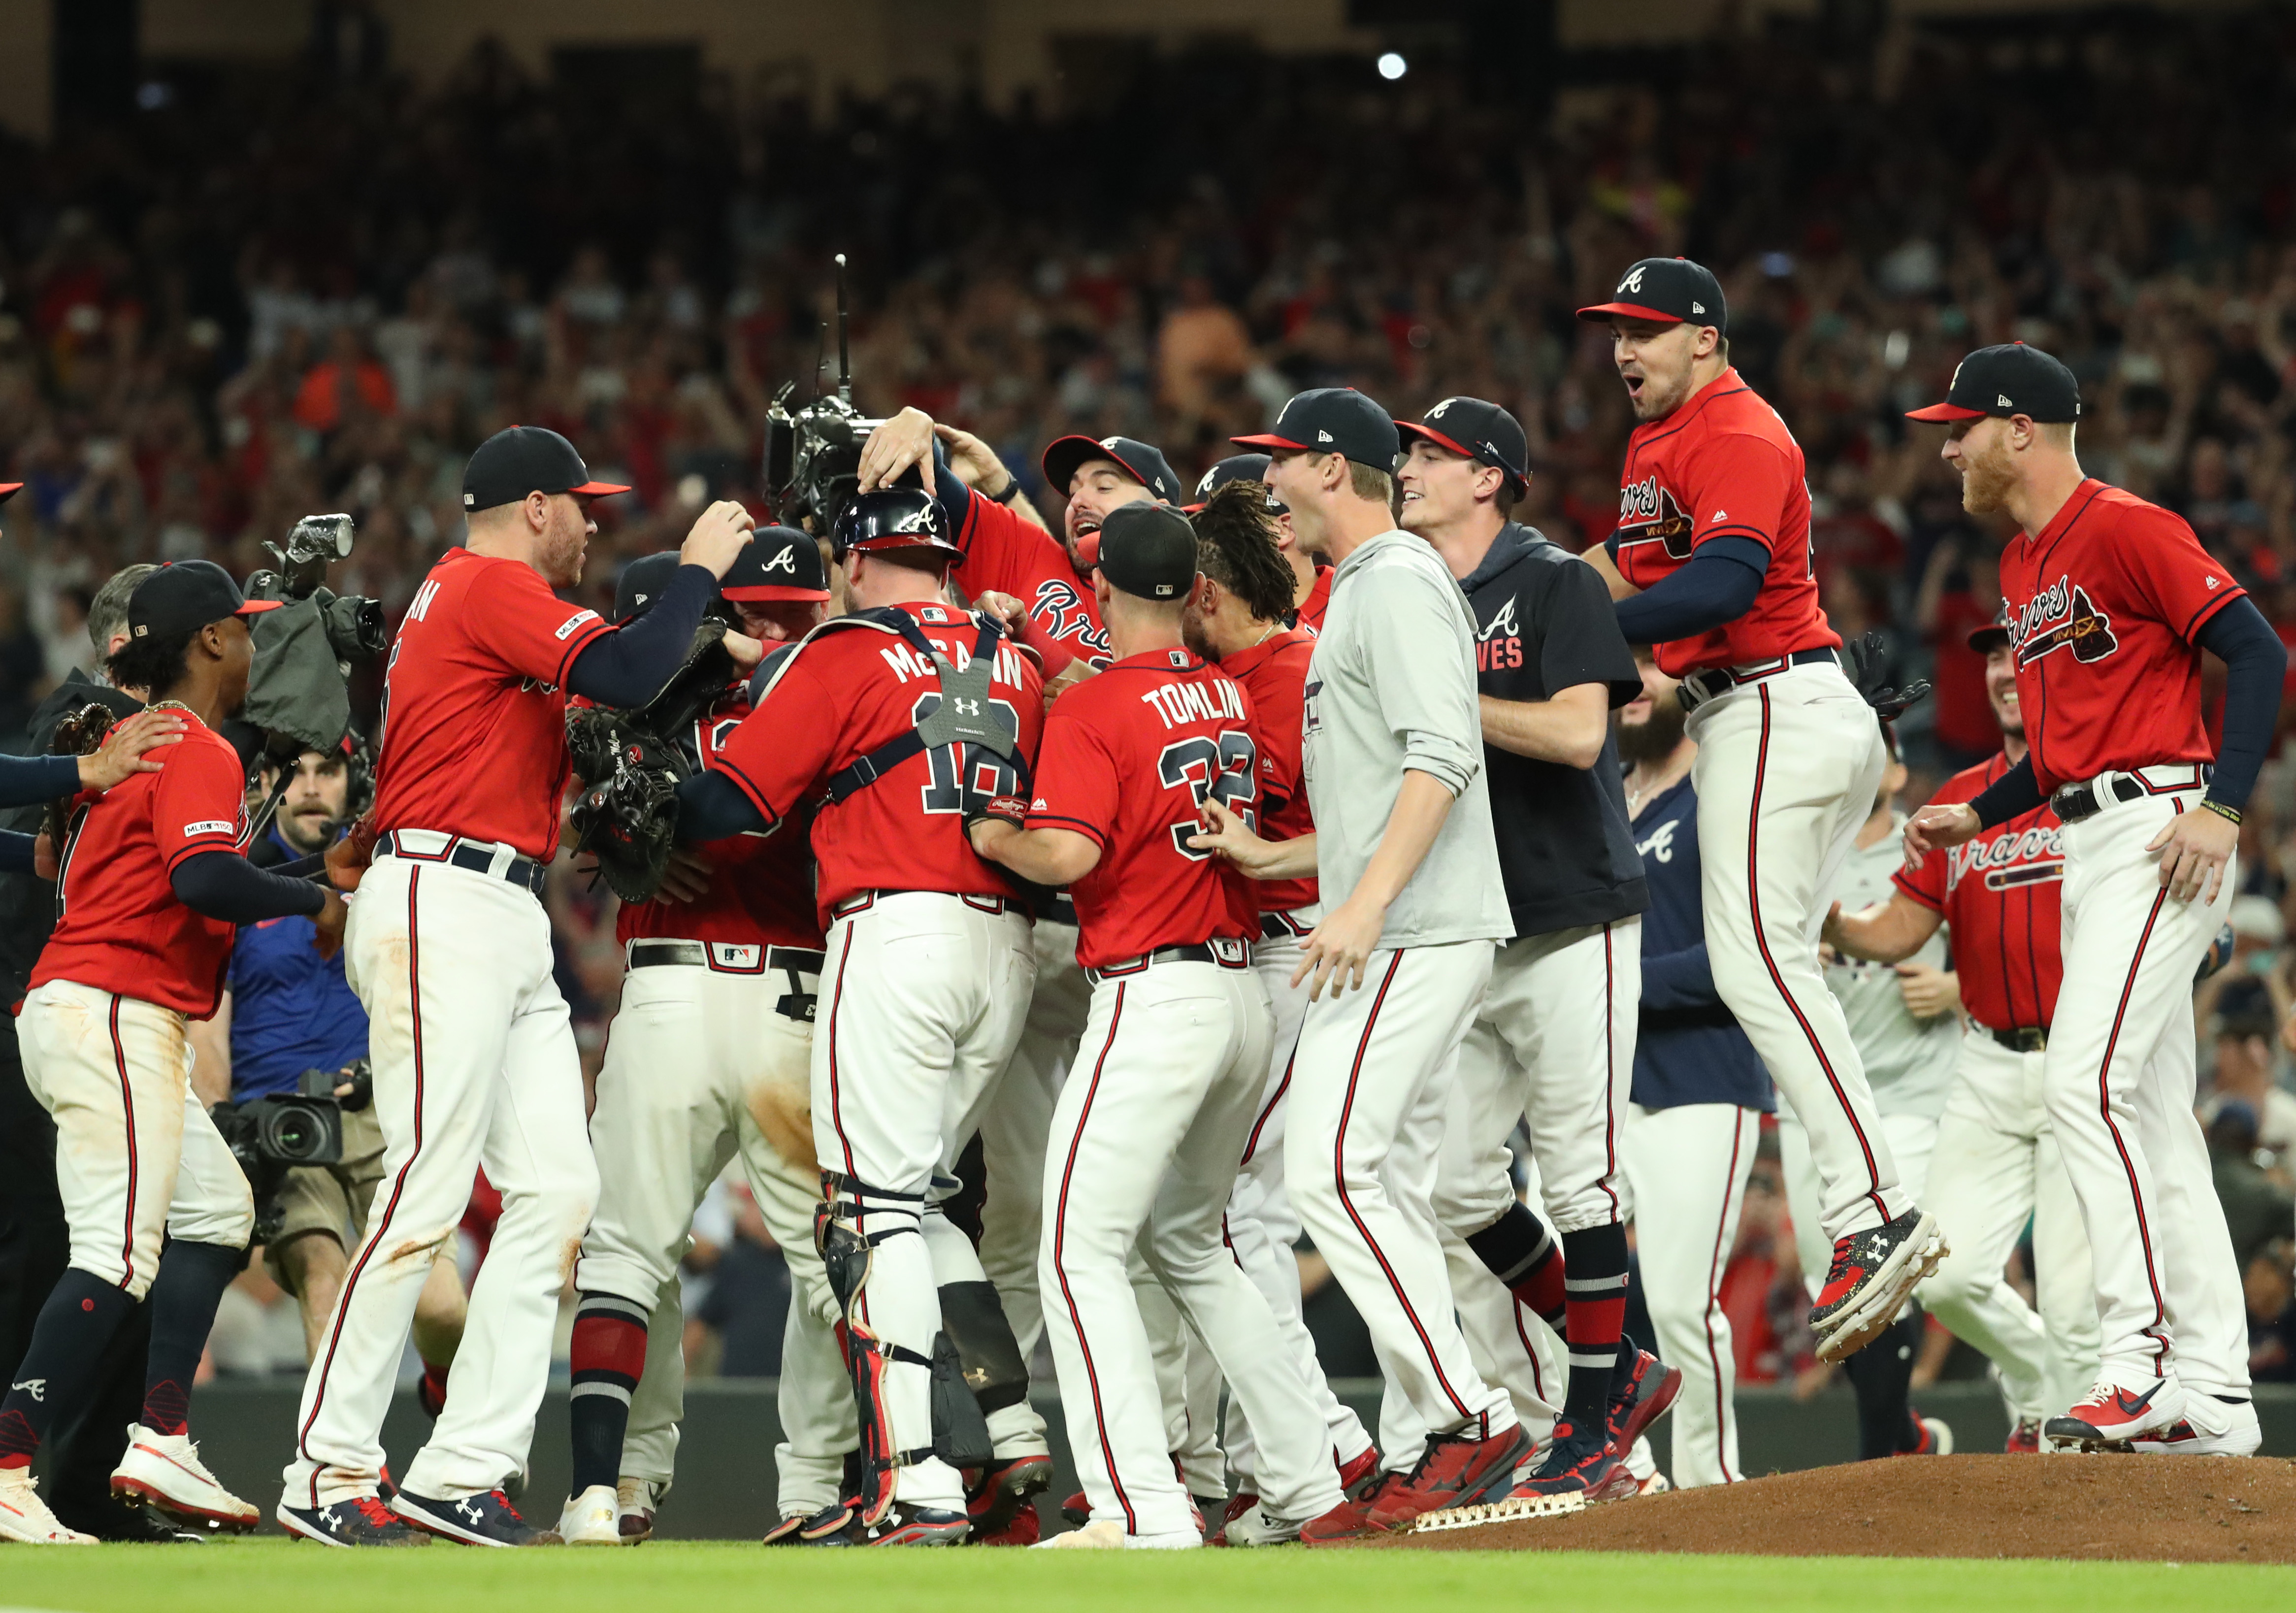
[712,602,1045,926]
[1610,366,1840,678]
[1999,479,2245,791]
[1893,752,2064,1034]
[34,716,249,1018]
[615,686,823,953]
[1026,649,1258,969]
[1215,626,1318,915]
[370,548,612,862]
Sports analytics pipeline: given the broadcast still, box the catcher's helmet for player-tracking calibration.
[830,487,963,565]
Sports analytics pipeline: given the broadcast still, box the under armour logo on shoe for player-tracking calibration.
[457,1499,486,1524]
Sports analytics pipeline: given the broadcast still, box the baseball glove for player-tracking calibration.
[564,707,685,902]
[1842,630,1932,722]
[44,702,116,848]
[637,600,740,740]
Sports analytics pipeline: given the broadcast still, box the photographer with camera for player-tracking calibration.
[0,561,348,1546]
[189,742,466,1415]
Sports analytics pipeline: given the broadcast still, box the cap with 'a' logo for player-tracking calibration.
[723,526,831,602]
[1095,502,1199,601]
[1395,397,1530,497]
[1233,388,1401,471]
[1040,434,1183,506]
[1186,452,1287,516]
[1578,258,1728,332]
[462,425,631,513]
[1906,343,2081,425]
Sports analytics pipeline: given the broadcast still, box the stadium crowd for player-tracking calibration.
[3,9,2295,1388]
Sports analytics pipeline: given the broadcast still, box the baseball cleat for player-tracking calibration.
[2128,1395,2262,1456]
[971,1501,1041,1546]
[2006,1418,2043,1453]
[1190,1493,1222,1540]
[1302,1423,1530,1543]
[850,1502,969,1546]
[1606,1347,1683,1456]
[275,1493,429,1547]
[966,1452,1051,1536]
[1894,1413,1953,1456]
[1337,1445,1380,1497]
[762,1500,859,1545]
[2044,1379,2186,1450]
[558,1483,626,1545]
[1635,1469,1672,1497]
[392,1486,563,1546]
[1507,1417,1619,1500]
[1297,1470,1407,1544]
[1058,1488,1090,1527]
[1219,1498,1312,1547]
[1215,1490,1260,1545]
[110,1424,260,1532]
[1035,1518,1125,1549]
[1809,1209,1947,1363]
[616,1476,658,1542]
[0,1466,97,1544]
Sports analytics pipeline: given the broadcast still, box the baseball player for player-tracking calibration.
[1196,387,1522,1542]
[557,534,850,1546]
[1579,258,1938,1363]
[1614,646,1771,1487]
[1903,343,2280,1452]
[969,501,1345,1548]
[680,487,1047,1546]
[1781,728,1960,1458]
[1396,396,1673,1502]
[1188,454,1327,633]
[0,561,327,1545]
[280,427,755,1547]
[1826,609,2102,1450]
[1176,484,1377,1540]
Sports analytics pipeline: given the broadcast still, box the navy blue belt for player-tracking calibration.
[1679,647,1839,711]
[377,832,548,896]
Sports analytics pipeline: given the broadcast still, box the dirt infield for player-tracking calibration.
[1382,1453,2296,1562]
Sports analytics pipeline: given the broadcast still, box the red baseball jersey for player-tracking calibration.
[371,548,613,860]
[712,602,1045,926]
[34,717,250,1018]
[1293,567,1331,636]
[1026,649,1259,969]
[953,493,1113,670]
[1998,479,2244,792]
[1610,366,1839,678]
[616,687,822,952]
[1892,752,2063,1034]
[1217,627,1318,914]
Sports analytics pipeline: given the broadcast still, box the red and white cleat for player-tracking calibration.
[111,1424,260,1533]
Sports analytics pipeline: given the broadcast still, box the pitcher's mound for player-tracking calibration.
[1379,1453,2296,1562]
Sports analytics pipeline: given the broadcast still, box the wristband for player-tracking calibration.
[2200,799,2242,826]
[989,477,1023,506]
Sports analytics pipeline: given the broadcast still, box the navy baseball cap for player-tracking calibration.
[1040,435,1184,506]
[127,560,283,640]
[613,552,689,623]
[1234,388,1400,470]
[1577,258,1728,333]
[1908,344,2081,425]
[1967,600,2011,654]
[463,426,631,514]
[1186,453,1286,516]
[1095,503,1198,601]
[724,526,831,602]
[1396,397,1529,497]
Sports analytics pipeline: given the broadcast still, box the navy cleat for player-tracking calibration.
[391,1487,561,1547]
[276,1493,430,1548]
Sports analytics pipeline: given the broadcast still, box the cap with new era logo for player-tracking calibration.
[463,425,631,514]
[127,560,283,640]
[1039,435,1183,506]
[1906,343,2081,425]
[1577,257,1728,333]
[1233,388,1400,471]
[1396,397,1529,496]
[724,526,831,602]
[613,552,686,623]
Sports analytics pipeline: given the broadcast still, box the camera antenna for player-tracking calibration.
[834,253,853,407]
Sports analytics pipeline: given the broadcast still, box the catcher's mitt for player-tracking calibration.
[565,707,684,902]
[637,599,740,739]
[44,702,116,848]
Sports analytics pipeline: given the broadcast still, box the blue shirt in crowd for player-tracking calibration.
[226,826,367,1100]
[1630,775,1773,1113]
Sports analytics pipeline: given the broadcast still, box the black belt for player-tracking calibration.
[829,890,1022,921]
[1989,1025,2048,1053]
[1084,937,1251,987]
[627,941,825,1022]
[1260,910,1314,941]
[2050,765,2210,825]
[1679,647,1839,711]
[378,832,548,896]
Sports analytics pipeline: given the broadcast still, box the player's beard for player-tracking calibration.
[538,521,587,588]
[1958,437,2016,516]
[1617,696,1687,766]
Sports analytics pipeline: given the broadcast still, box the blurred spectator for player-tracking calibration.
[689,1182,791,1378]
[2207,1099,2296,1273]
[2202,1009,2296,1169]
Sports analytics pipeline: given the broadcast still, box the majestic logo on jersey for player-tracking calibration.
[1615,477,1696,560]
[2010,577,2118,668]
[1030,578,1114,662]
[1476,595,1525,673]
[1946,822,2065,896]
[1635,817,1680,864]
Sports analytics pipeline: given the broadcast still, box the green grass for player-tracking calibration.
[0,1541,2289,1613]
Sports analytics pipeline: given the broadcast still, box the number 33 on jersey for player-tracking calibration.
[1025,648,1261,970]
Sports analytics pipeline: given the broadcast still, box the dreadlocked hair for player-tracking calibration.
[106,624,202,702]
[1188,482,1296,623]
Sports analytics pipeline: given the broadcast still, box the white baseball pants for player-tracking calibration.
[814,891,1036,1511]
[1619,1102,1760,1487]
[1689,665,1908,1242]
[1916,1034,2099,1422]
[286,853,597,1507]
[2047,788,2248,1398]
[18,980,254,1300]
[1219,910,1375,1489]
[1287,940,1516,1456]
[1042,962,1343,1538]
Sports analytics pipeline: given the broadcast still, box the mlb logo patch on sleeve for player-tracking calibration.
[185,820,235,836]
[555,610,600,641]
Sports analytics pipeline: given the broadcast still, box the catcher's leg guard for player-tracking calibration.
[937,1281,1031,1417]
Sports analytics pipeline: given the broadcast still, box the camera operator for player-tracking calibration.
[188,742,466,1413]
[0,561,345,1546]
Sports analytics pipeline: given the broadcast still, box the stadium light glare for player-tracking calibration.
[1377,53,1408,81]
